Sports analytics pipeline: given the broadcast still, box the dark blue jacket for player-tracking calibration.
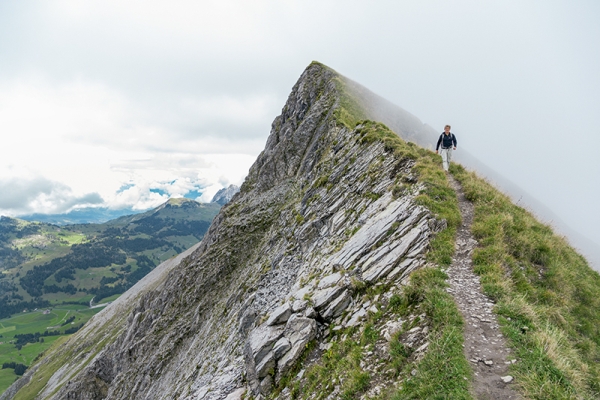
[436,133,457,150]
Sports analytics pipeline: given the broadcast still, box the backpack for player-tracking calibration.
[440,133,454,149]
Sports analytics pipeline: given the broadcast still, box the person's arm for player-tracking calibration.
[452,134,457,149]
[435,135,442,153]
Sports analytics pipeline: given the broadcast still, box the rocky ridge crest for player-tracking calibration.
[3,62,448,400]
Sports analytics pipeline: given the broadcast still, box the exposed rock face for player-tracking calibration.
[4,63,445,400]
[211,185,240,205]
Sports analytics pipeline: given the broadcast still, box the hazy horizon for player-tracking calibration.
[1,2,598,259]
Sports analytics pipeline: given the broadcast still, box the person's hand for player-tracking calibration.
[453,147,456,150]
[435,150,438,154]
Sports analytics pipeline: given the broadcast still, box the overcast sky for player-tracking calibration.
[1,1,598,249]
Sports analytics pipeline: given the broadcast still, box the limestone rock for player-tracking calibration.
[304,307,317,319]
[224,388,246,400]
[259,375,273,395]
[317,272,342,289]
[345,309,367,327]
[277,316,317,375]
[244,326,280,395]
[266,303,292,326]
[312,285,346,311]
[255,351,276,378]
[272,337,291,359]
[320,289,352,321]
[283,315,317,347]
[291,299,308,313]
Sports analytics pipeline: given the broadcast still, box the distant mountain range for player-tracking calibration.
[211,184,240,205]
[6,61,599,400]
[3,62,600,400]
[0,198,221,320]
[18,186,240,226]
[20,208,142,225]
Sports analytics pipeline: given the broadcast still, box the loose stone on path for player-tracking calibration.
[446,175,521,400]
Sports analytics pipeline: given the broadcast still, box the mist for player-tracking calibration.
[0,1,598,268]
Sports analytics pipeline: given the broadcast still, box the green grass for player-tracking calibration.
[273,324,375,399]
[273,267,472,400]
[0,306,105,395]
[0,326,16,335]
[11,336,71,400]
[98,294,121,303]
[353,121,461,267]
[0,368,17,394]
[269,120,470,399]
[333,80,369,129]
[392,268,473,399]
[451,163,600,399]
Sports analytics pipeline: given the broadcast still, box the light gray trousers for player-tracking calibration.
[440,148,452,171]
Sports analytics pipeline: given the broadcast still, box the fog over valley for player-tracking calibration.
[0,1,598,268]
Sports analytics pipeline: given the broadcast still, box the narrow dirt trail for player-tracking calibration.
[446,175,521,400]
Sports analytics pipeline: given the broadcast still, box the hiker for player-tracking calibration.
[435,125,457,171]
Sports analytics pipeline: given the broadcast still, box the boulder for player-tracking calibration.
[259,375,273,395]
[266,303,292,326]
[255,351,276,378]
[320,289,351,321]
[272,337,291,359]
[345,309,367,327]
[247,325,285,365]
[304,307,317,318]
[284,315,317,346]
[317,272,342,289]
[291,299,308,313]
[312,285,346,311]
[277,316,317,375]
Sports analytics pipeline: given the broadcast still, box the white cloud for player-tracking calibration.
[0,0,598,253]
[0,176,103,216]
[0,76,262,214]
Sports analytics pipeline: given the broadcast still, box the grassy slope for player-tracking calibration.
[0,306,104,394]
[339,74,471,399]
[9,240,195,400]
[0,199,220,396]
[271,68,472,399]
[0,305,102,393]
[0,199,220,307]
[452,163,600,399]
[284,64,600,399]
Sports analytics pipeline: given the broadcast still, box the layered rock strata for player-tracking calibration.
[4,63,446,400]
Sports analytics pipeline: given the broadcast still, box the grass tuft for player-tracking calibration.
[451,163,600,398]
[392,267,472,400]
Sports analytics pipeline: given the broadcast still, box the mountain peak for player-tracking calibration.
[211,185,240,205]
[6,62,600,400]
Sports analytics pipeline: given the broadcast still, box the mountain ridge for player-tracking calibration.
[3,61,599,399]
[0,198,221,320]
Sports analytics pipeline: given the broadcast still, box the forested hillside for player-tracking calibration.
[0,198,220,319]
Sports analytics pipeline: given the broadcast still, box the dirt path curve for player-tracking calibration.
[446,175,521,400]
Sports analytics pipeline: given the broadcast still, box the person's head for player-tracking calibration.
[444,125,451,133]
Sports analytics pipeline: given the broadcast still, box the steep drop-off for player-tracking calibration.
[4,62,600,400]
[3,62,455,399]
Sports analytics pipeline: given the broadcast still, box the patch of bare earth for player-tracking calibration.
[446,175,521,400]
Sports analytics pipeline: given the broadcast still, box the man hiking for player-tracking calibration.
[435,125,457,172]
